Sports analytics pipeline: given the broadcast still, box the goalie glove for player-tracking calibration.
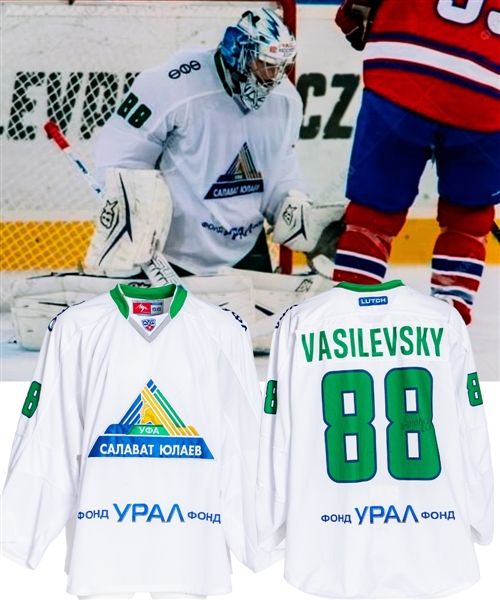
[272,190,346,254]
[85,168,173,277]
[334,0,382,51]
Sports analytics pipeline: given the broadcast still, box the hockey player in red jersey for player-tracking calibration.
[334,0,500,324]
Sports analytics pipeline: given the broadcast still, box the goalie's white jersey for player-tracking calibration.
[1,285,281,597]
[257,281,494,598]
[94,48,306,275]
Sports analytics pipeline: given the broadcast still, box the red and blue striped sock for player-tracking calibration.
[333,202,408,284]
[431,198,494,325]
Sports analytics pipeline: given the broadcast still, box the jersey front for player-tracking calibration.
[363,0,500,131]
[94,49,305,274]
[1,284,280,596]
[257,281,493,598]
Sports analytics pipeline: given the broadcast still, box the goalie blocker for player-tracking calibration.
[85,168,173,277]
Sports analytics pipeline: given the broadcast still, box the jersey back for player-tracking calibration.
[257,281,494,598]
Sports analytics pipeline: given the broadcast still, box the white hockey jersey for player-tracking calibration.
[1,284,281,597]
[94,48,306,275]
[257,280,494,598]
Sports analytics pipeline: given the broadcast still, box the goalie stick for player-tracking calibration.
[43,121,183,288]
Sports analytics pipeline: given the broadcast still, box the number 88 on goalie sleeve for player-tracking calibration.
[256,280,494,599]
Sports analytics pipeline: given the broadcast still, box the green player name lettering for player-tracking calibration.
[301,326,444,363]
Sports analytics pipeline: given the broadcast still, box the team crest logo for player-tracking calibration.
[204,142,264,199]
[141,318,156,332]
[88,379,214,459]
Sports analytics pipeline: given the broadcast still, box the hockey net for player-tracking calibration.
[0,0,296,309]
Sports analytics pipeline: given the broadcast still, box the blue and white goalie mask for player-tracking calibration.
[219,8,297,110]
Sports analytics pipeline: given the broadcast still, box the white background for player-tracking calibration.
[1,381,499,600]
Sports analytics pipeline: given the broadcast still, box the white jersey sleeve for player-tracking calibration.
[217,312,284,571]
[94,64,179,185]
[449,310,494,545]
[256,306,296,551]
[262,91,306,226]
[1,310,82,569]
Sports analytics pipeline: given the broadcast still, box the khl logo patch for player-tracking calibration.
[141,318,156,332]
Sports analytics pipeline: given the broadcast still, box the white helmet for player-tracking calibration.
[219,8,297,110]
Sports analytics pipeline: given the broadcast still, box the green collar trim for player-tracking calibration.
[110,284,188,319]
[336,280,405,292]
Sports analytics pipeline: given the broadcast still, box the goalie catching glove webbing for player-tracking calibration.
[272,189,346,255]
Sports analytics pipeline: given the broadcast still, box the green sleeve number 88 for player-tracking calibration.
[22,381,42,418]
[322,367,441,483]
[264,380,278,414]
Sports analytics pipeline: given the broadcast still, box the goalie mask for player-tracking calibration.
[219,8,297,110]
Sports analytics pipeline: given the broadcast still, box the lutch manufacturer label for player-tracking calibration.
[358,296,389,307]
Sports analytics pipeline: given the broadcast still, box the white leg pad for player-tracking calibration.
[186,274,256,326]
[11,272,255,351]
[11,272,154,351]
[11,270,332,354]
